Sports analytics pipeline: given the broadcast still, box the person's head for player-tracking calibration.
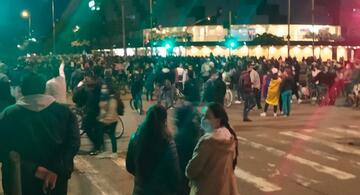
[175,102,201,135]
[20,73,46,96]
[141,104,169,139]
[247,63,254,71]
[271,67,279,79]
[201,103,229,132]
[200,102,238,168]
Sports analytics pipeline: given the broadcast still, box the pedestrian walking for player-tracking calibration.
[0,73,80,195]
[240,64,256,122]
[186,103,240,195]
[126,104,181,195]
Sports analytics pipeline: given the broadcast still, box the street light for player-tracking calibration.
[21,10,31,38]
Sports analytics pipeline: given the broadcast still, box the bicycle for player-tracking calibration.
[70,106,125,139]
[224,82,233,108]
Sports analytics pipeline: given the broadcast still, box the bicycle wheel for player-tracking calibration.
[116,116,125,139]
[225,90,233,108]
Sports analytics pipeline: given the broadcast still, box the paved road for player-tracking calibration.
[1,100,360,195]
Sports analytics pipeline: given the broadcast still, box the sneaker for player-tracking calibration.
[243,118,252,122]
[89,150,101,156]
[297,99,302,104]
[280,111,284,115]
[235,100,242,104]
[274,113,277,117]
[260,112,267,117]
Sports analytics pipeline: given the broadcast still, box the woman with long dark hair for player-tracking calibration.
[186,103,239,195]
[126,104,181,195]
[174,103,203,195]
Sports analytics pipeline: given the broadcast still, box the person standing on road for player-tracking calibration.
[73,70,102,155]
[261,68,282,117]
[126,104,181,195]
[280,69,294,116]
[174,103,203,195]
[250,64,262,110]
[240,64,256,122]
[95,83,119,159]
[186,103,239,195]
[0,73,80,195]
[183,70,201,106]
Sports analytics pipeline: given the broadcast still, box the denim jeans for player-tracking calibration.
[243,91,255,119]
[281,90,292,116]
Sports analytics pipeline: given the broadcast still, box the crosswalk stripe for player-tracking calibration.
[112,158,126,170]
[301,128,341,139]
[280,131,360,156]
[74,156,121,195]
[234,167,282,192]
[328,127,360,138]
[237,136,356,180]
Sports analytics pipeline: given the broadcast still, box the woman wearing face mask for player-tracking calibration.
[186,103,240,195]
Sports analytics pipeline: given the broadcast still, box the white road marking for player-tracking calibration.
[304,148,339,161]
[328,127,360,138]
[112,158,126,170]
[234,167,282,192]
[280,131,360,156]
[301,128,341,139]
[237,136,356,180]
[293,173,320,187]
[74,156,121,195]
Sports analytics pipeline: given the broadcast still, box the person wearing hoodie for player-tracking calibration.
[0,73,80,195]
[186,103,240,195]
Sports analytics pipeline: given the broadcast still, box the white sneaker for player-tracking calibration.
[274,113,277,117]
[235,100,242,104]
[260,112,267,117]
[297,99,302,104]
[280,111,284,115]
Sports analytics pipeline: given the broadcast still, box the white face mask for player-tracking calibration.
[201,118,213,133]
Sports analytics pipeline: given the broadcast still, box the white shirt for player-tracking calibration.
[250,69,261,89]
[46,62,67,104]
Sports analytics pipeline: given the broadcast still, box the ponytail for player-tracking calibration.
[225,123,238,170]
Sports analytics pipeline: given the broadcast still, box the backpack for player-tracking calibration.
[240,70,252,92]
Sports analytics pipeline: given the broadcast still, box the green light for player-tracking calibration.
[165,43,171,49]
[230,42,235,48]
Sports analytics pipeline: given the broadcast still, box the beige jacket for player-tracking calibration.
[97,97,118,124]
[186,127,240,195]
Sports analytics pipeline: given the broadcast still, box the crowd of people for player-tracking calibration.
[0,52,360,194]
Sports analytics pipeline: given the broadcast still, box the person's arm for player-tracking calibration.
[59,61,65,78]
[185,137,210,179]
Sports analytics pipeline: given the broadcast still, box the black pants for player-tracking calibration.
[253,88,262,109]
[243,92,255,120]
[264,103,278,113]
[83,114,102,151]
[98,122,118,153]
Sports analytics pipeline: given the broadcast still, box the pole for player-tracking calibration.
[149,0,153,56]
[287,0,291,58]
[52,0,56,54]
[228,11,232,56]
[312,0,315,58]
[28,14,32,38]
[121,0,127,58]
